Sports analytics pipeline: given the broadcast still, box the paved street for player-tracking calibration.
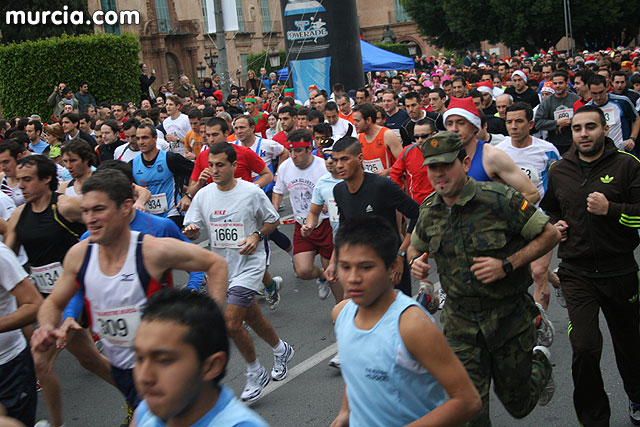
[34,200,638,426]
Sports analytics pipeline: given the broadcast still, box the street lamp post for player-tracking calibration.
[268,48,281,69]
[407,41,418,57]
[204,49,219,73]
[196,62,207,82]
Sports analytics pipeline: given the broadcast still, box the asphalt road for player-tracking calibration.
[33,200,638,426]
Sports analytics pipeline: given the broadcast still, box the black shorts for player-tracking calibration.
[0,347,37,426]
[111,365,141,409]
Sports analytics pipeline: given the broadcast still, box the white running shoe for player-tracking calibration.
[535,302,555,347]
[34,422,52,427]
[328,353,340,369]
[271,341,295,381]
[265,277,282,310]
[240,366,270,402]
[317,278,331,300]
[533,345,554,406]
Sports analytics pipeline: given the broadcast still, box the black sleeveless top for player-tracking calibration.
[15,192,86,267]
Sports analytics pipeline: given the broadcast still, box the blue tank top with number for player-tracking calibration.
[468,140,491,182]
[132,150,175,218]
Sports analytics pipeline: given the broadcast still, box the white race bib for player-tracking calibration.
[210,222,245,248]
[362,158,384,173]
[601,106,617,126]
[93,305,141,347]
[30,262,62,294]
[146,193,168,214]
[391,129,401,137]
[521,167,541,186]
[328,199,340,223]
[553,108,574,122]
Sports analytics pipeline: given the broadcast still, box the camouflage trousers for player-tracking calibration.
[444,305,552,427]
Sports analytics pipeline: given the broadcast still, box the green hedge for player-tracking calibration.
[0,33,141,119]
[373,43,411,57]
[246,50,287,76]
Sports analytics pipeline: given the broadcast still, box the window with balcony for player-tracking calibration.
[394,0,411,22]
[155,0,172,33]
[236,0,246,33]
[100,0,120,34]
[260,0,273,33]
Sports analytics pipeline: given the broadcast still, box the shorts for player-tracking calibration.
[111,365,141,408]
[227,286,257,307]
[0,347,37,426]
[293,219,334,259]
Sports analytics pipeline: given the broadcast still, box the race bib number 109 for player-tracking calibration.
[93,305,141,347]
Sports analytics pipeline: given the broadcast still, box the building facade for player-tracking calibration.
[88,0,509,92]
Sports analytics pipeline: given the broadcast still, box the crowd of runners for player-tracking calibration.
[1,45,640,426]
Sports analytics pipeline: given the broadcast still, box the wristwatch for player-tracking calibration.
[253,231,265,241]
[397,249,407,258]
[502,259,513,275]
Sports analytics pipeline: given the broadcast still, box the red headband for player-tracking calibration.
[285,140,312,149]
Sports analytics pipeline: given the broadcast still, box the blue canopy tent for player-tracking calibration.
[275,39,414,81]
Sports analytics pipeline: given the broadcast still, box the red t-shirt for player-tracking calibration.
[190,144,266,184]
[273,131,288,146]
[251,111,269,137]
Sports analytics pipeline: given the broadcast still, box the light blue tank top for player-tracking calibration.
[132,150,176,218]
[335,292,446,427]
[135,385,269,426]
[468,140,491,182]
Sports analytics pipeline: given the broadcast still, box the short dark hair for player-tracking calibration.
[16,155,58,192]
[505,102,534,121]
[324,102,338,113]
[574,68,595,84]
[205,117,229,133]
[352,103,377,122]
[612,71,627,81]
[587,74,607,88]
[137,123,157,138]
[332,135,361,156]
[431,88,446,99]
[356,87,369,98]
[404,92,421,104]
[574,104,607,127]
[82,169,133,207]
[27,120,43,134]
[188,109,203,120]
[313,122,332,137]
[307,109,324,123]
[101,120,120,134]
[141,288,229,384]
[296,107,310,117]
[332,83,345,93]
[133,109,148,119]
[552,70,570,82]
[96,160,134,184]
[335,215,400,269]
[414,118,435,133]
[0,139,25,159]
[122,118,141,131]
[61,139,95,164]
[209,142,237,163]
[278,105,297,118]
[442,80,452,88]
[61,112,80,124]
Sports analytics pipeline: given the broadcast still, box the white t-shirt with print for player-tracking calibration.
[0,242,28,365]
[162,113,191,156]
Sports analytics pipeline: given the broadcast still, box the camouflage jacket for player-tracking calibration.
[411,177,548,302]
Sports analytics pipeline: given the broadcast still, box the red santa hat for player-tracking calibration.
[585,56,597,65]
[512,70,528,83]
[443,97,482,130]
[476,81,494,96]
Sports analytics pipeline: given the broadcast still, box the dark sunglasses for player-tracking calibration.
[322,151,334,160]
[414,133,432,140]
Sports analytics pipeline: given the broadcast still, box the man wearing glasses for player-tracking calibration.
[391,118,437,204]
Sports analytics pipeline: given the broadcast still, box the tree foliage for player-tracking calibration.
[401,0,640,51]
[246,50,287,76]
[0,33,141,119]
[0,0,93,44]
[373,43,411,57]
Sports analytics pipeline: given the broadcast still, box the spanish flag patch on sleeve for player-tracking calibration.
[520,200,529,211]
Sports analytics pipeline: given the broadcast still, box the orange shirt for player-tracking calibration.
[339,111,354,124]
[185,130,203,155]
[358,127,395,173]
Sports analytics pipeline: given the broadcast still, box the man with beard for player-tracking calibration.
[540,105,640,427]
